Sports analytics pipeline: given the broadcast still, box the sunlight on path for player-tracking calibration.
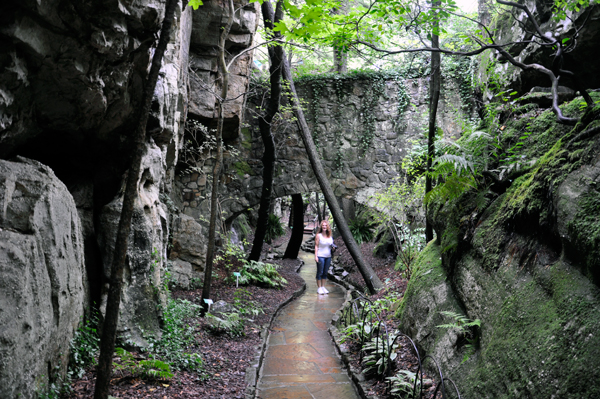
[256,237,360,399]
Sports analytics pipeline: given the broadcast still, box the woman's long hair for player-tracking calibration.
[317,220,332,238]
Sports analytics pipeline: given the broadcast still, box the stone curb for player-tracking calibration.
[329,288,381,399]
[245,259,307,399]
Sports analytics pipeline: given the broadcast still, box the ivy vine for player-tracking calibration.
[360,75,386,152]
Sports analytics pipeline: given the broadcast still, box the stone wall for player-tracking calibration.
[174,71,475,227]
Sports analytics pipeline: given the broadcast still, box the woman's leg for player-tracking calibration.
[321,257,332,292]
[316,257,325,292]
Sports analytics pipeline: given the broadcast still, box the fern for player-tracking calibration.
[436,311,481,363]
[424,172,477,205]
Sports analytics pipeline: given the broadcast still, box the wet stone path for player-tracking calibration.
[256,247,360,399]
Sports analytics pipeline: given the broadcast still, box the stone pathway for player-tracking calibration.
[256,247,360,399]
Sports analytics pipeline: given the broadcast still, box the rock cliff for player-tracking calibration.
[0,0,258,395]
[397,95,600,398]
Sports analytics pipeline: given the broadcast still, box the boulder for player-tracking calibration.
[0,157,86,398]
[170,214,207,269]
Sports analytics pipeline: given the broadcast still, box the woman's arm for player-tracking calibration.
[314,234,319,262]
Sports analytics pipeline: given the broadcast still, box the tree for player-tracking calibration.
[94,0,179,397]
[425,0,441,243]
[283,193,305,258]
[200,0,235,309]
[248,0,286,261]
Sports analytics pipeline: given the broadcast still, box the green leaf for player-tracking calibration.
[187,0,203,10]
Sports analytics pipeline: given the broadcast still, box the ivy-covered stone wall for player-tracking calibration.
[173,67,477,231]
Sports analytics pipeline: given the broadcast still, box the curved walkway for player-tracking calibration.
[256,247,360,399]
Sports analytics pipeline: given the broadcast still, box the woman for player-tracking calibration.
[314,220,334,295]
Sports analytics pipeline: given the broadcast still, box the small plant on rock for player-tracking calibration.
[436,310,481,363]
[205,312,246,337]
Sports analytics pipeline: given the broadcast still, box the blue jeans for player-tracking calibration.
[316,257,332,280]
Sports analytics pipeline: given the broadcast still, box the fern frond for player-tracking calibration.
[434,154,475,176]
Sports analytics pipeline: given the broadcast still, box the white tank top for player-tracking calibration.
[317,233,333,258]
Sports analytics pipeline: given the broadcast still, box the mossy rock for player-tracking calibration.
[397,96,600,398]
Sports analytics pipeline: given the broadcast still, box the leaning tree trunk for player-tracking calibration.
[93,0,178,397]
[315,192,322,224]
[201,0,234,309]
[248,0,285,261]
[284,193,305,258]
[281,58,383,294]
[425,6,441,243]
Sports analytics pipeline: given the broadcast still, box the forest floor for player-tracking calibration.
[67,230,429,399]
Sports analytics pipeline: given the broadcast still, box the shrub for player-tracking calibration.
[349,216,375,244]
[230,260,287,288]
[144,298,205,374]
[265,213,285,243]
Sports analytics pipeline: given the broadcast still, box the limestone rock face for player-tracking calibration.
[0,0,194,347]
[187,0,259,133]
[97,142,169,346]
[0,157,86,399]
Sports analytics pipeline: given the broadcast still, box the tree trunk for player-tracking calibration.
[281,58,383,294]
[315,192,322,224]
[93,0,178,398]
[248,0,285,262]
[201,0,234,309]
[284,193,304,258]
[425,5,441,243]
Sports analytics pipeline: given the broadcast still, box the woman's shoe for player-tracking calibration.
[322,287,329,294]
[317,287,324,294]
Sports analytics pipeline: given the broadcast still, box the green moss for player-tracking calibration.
[396,240,444,319]
[232,161,253,177]
[459,261,600,398]
[567,190,600,277]
[240,128,252,150]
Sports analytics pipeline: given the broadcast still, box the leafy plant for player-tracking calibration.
[205,312,245,337]
[69,309,100,378]
[393,226,426,279]
[387,369,420,398]
[361,333,399,378]
[139,359,174,380]
[144,298,205,373]
[233,288,263,317]
[264,213,285,243]
[35,370,71,399]
[436,310,481,363]
[340,319,380,344]
[216,237,248,268]
[230,260,287,288]
[349,216,375,244]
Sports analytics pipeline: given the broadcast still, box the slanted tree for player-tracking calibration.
[93,0,179,397]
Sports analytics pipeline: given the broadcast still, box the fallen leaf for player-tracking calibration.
[162,384,169,387]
